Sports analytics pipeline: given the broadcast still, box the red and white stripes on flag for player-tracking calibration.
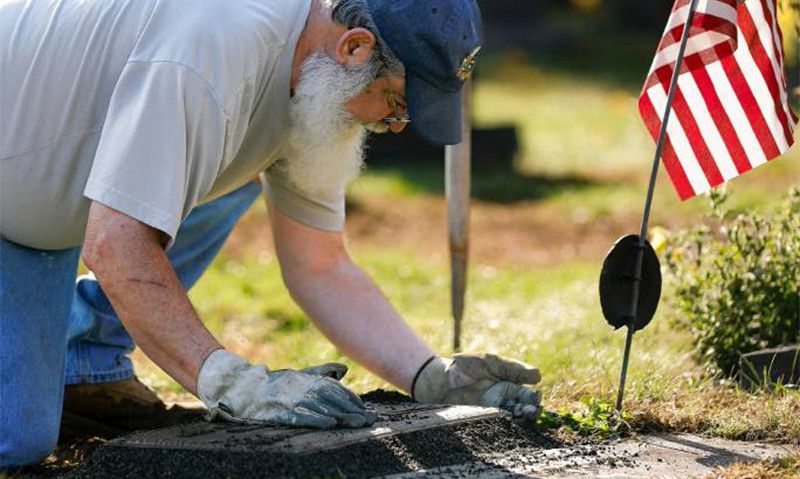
[639,0,798,200]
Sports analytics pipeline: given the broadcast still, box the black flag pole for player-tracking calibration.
[613,0,700,412]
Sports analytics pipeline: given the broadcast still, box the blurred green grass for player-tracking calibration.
[151,249,688,400]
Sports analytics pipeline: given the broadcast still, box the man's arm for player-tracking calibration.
[269,205,435,392]
[270,205,542,420]
[82,201,222,393]
[83,201,374,428]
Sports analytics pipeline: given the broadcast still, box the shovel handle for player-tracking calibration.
[446,81,472,353]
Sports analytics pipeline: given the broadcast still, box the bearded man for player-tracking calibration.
[0,0,542,468]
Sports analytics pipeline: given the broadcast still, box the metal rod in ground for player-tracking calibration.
[446,80,472,353]
[615,0,700,412]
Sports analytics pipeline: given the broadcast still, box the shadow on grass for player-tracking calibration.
[655,434,760,467]
[363,126,603,204]
[361,160,599,204]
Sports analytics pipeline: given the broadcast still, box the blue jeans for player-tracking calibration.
[0,181,261,467]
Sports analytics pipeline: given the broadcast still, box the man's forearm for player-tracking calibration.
[285,258,435,392]
[83,202,221,394]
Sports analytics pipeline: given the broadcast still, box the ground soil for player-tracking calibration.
[228,193,656,268]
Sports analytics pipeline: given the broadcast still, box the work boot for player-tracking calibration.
[60,377,198,440]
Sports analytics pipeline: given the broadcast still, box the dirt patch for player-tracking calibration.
[4,437,103,479]
[360,388,415,404]
[228,193,655,268]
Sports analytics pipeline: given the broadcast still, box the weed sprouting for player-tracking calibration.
[536,396,632,439]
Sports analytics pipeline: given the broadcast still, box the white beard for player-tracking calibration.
[283,52,375,197]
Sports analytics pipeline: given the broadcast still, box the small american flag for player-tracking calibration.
[639,0,798,200]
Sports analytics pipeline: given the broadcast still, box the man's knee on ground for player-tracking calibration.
[0,425,59,468]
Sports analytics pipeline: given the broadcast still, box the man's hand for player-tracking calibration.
[197,350,376,429]
[412,354,542,421]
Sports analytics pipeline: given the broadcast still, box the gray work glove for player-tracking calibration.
[296,362,348,380]
[197,349,376,429]
[412,353,542,421]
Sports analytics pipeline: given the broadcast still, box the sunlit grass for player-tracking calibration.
[135,244,799,441]
[474,67,652,177]
[708,454,800,479]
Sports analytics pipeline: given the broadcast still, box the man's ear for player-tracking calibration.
[334,28,376,67]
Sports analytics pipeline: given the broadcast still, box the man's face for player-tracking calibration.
[344,74,408,134]
[282,19,412,197]
[282,22,410,197]
[283,52,379,197]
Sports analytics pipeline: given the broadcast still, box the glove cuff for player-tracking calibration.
[197,349,251,407]
[411,356,451,403]
[410,355,437,401]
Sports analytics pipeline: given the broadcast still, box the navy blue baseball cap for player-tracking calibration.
[366,0,483,146]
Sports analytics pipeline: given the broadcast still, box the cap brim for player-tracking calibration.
[406,73,462,146]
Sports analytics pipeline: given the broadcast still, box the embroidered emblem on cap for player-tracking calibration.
[456,45,482,81]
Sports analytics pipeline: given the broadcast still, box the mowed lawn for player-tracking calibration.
[134,28,800,448]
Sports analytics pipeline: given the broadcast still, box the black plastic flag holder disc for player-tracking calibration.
[599,235,662,332]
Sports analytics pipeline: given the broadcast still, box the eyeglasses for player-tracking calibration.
[382,77,410,125]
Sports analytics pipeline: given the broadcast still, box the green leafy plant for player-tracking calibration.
[536,396,632,438]
[663,187,800,377]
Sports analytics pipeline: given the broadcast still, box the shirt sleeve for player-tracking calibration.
[261,160,346,232]
[84,61,226,241]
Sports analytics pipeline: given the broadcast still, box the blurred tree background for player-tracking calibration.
[474,0,797,88]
